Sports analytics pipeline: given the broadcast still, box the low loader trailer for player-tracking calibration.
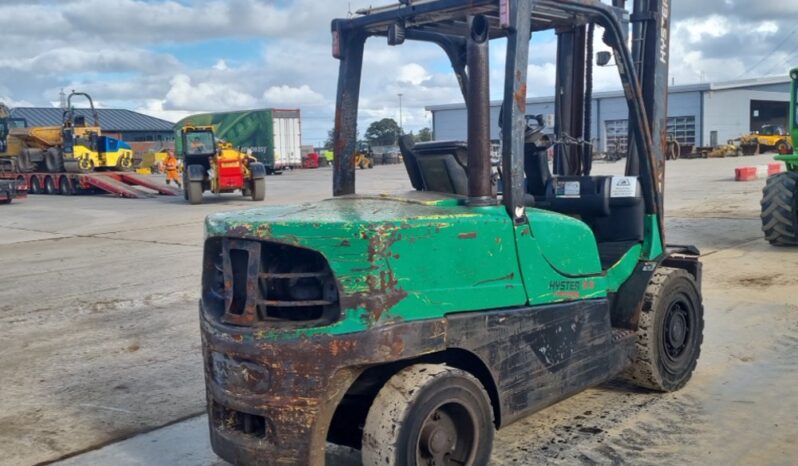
[0,170,180,198]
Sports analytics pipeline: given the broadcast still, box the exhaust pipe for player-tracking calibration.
[466,15,495,206]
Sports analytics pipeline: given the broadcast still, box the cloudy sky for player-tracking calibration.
[1,0,797,146]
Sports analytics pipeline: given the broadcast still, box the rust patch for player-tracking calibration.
[458,232,478,240]
[514,83,527,112]
[338,239,351,247]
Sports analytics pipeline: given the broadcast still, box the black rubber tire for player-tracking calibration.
[59,176,74,195]
[362,364,494,466]
[44,149,65,173]
[761,171,798,246]
[620,267,704,392]
[251,178,265,201]
[44,176,56,195]
[776,140,791,155]
[29,176,42,194]
[187,180,203,205]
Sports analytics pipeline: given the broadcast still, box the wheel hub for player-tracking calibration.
[664,302,690,358]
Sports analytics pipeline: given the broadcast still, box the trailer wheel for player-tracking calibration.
[187,180,203,205]
[761,171,798,246]
[29,177,42,194]
[44,176,56,195]
[251,178,265,201]
[620,267,703,392]
[362,364,494,466]
[59,176,74,195]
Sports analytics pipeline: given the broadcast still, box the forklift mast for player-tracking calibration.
[332,0,672,243]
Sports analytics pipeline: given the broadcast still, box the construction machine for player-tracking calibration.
[199,1,703,465]
[180,125,266,204]
[354,141,374,169]
[0,92,134,173]
[761,68,798,246]
[739,124,793,155]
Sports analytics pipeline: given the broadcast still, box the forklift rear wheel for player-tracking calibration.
[761,171,798,246]
[621,267,703,392]
[44,176,56,195]
[187,180,203,205]
[362,364,494,466]
[251,178,265,201]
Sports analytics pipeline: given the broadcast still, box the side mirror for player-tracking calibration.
[388,22,406,46]
[596,51,613,66]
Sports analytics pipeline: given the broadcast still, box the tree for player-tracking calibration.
[415,127,433,143]
[323,128,335,150]
[364,118,401,146]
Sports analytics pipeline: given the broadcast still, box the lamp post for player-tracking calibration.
[398,93,403,133]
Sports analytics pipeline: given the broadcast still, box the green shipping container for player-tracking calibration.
[174,109,301,172]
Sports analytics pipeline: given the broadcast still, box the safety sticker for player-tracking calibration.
[610,176,637,198]
[555,181,581,198]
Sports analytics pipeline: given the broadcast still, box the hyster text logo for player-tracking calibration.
[549,281,580,292]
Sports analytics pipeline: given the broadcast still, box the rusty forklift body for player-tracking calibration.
[200,1,703,465]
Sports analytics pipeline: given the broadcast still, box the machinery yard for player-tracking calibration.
[1,156,796,466]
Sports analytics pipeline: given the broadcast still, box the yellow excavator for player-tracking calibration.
[0,92,134,173]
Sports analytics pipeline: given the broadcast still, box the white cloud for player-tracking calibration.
[164,74,258,111]
[262,85,326,107]
[397,64,431,86]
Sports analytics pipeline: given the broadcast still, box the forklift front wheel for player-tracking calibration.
[621,267,704,392]
[251,178,265,201]
[187,180,203,205]
[362,364,494,466]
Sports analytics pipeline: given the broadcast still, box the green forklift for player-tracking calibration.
[199,1,703,465]
[761,68,798,246]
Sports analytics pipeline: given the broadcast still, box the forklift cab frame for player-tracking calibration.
[331,0,670,252]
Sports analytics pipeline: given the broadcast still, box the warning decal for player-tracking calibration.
[610,176,637,198]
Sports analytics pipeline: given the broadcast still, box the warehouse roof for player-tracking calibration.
[426,74,792,112]
[8,107,175,132]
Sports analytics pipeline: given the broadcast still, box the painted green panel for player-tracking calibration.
[206,195,527,338]
[513,222,606,305]
[527,209,602,276]
[605,244,643,292]
[642,214,664,260]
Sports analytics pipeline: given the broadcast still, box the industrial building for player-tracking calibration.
[9,107,174,143]
[427,75,792,151]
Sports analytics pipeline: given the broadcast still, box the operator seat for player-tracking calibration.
[400,135,469,196]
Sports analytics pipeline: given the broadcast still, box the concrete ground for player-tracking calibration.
[1,154,797,466]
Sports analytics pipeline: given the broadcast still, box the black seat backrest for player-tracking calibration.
[545,176,611,217]
[591,177,644,243]
[524,143,551,197]
[399,135,424,190]
[400,137,469,196]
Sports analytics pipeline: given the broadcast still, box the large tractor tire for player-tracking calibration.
[251,178,265,201]
[44,148,65,173]
[186,180,204,205]
[776,140,792,155]
[620,267,703,392]
[362,364,494,466]
[761,171,798,246]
